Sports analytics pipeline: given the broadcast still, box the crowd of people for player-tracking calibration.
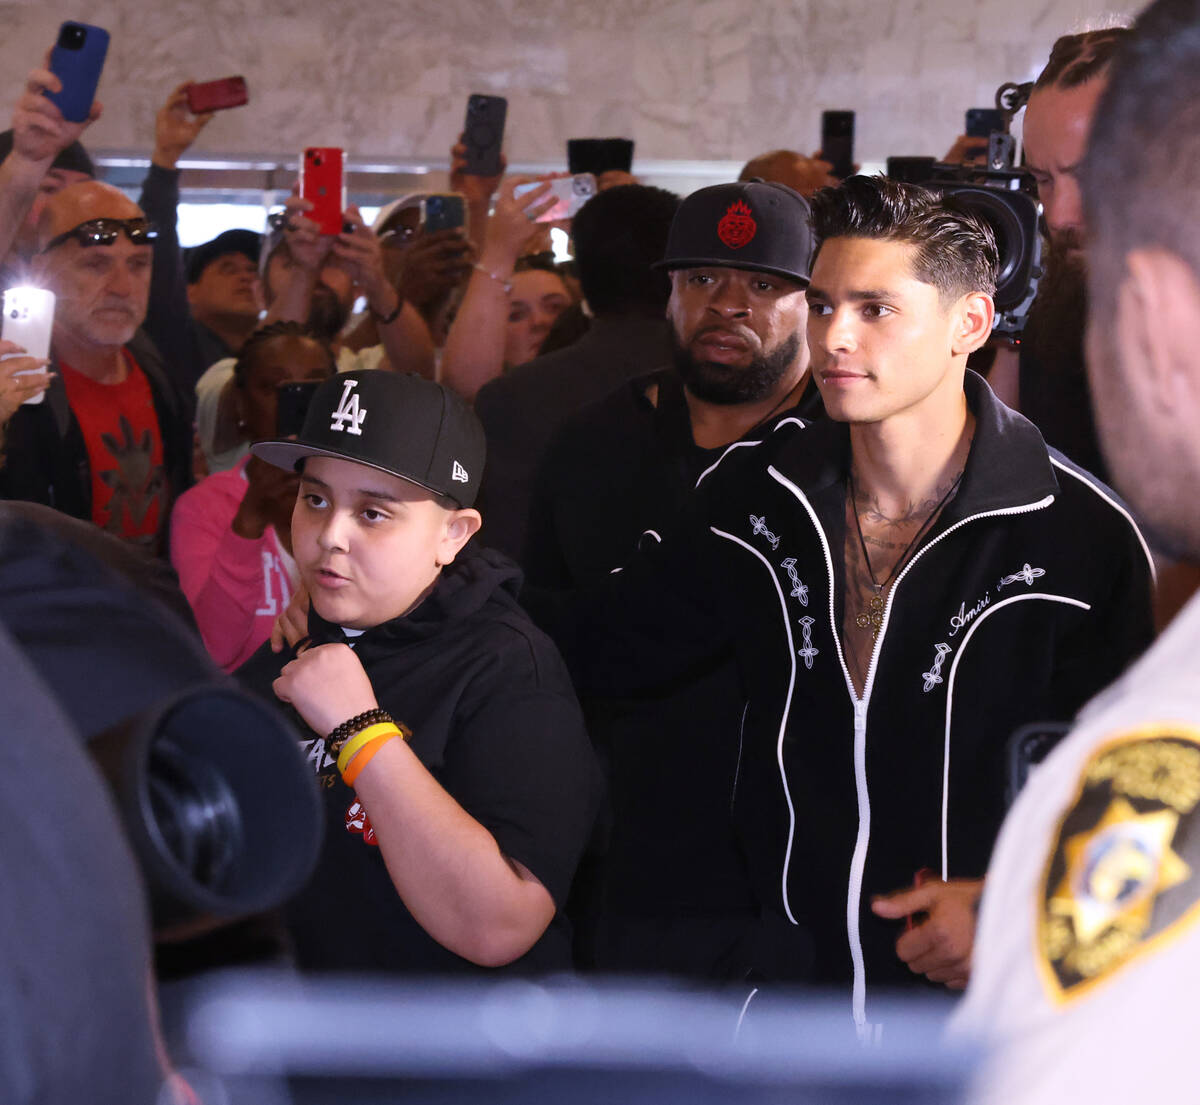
[3,3,1200,1101]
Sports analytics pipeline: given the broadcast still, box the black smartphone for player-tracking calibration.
[966,108,1007,138]
[276,381,322,437]
[567,138,635,176]
[821,110,855,180]
[462,94,507,176]
[420,193,466,232]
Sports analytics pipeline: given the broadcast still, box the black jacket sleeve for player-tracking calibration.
[138,163,204,408]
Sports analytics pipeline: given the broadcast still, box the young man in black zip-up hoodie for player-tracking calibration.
[239,370,600,974]
[548,175,1155,1031]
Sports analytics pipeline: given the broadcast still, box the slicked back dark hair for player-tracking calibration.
[1082,0,1200,315]
[569,184,680,315]
[809,175,998,301]
[1035,27,1130,91]
[233,321,336,389]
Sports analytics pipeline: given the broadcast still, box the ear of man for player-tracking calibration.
[436,508,483,566]
[1120,246,1200,419]
[948,291,995,357]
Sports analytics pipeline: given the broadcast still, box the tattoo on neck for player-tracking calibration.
[854,468,966,529]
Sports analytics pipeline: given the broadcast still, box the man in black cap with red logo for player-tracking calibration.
[541,175,1153,1024]
[522,179,822,977]
[237,369,600,975]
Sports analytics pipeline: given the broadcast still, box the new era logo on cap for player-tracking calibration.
[452,460,469,483]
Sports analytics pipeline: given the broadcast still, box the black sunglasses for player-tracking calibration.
[41,217,159,254]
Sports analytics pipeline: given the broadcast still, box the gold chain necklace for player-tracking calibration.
[849,469,963,639]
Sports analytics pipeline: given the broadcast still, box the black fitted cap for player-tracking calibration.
[655,180,814,284]
[0,129,94,178]
[185,228,262,284]
[252,370,486,508]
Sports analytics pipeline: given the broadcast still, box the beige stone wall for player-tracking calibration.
[0,0,1129,173]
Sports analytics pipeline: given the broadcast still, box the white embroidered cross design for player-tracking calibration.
[749,514,780,550]
[922,643,952,692]
[798,616,819,670]
[998,563,1046,588]
[781,557,809,606]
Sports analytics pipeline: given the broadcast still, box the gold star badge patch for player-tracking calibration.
[1038,725,1200,1003]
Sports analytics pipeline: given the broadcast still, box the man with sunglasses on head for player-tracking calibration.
[0,181,190,554]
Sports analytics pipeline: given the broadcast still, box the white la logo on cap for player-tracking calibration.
[452,460,469,483]
[330,378,367,436]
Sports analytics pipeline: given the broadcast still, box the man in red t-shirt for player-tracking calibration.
[0,180,189,550]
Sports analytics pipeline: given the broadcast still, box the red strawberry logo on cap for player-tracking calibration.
[718,199,757,249]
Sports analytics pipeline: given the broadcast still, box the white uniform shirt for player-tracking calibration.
[953,591,1200,1104]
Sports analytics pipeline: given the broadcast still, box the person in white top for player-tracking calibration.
[953,2,1200,1101]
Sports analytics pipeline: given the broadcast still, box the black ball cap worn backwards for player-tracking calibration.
[655,179,814,284]
[252,370,486,508]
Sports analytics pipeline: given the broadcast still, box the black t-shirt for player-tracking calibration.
[238,548,601,975]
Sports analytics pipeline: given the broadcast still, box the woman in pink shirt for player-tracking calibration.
[171,323,334,670]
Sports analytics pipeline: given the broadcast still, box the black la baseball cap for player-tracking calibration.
[185,228,263,284]
[252,370,486,508]
[655,180,814,284]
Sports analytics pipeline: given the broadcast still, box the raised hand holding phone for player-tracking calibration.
[151,80,215,171]
[11,61,101,167]
[300,147,345,236]
[0,340,51,424]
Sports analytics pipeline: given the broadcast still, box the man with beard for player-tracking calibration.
[953,3,1200,1100]
[0,181,191,552]
[542,175,1152,1025]
[522,180,822,976]
[1018,28,1129,483]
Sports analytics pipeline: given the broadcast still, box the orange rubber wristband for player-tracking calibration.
[342,734,398,787]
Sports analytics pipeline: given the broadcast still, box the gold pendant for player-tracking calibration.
[855,590,885,639]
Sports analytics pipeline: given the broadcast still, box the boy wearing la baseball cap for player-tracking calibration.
[239,369,599,973]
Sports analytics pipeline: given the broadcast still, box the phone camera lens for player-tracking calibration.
[9,310,18,320]
[59,24,86,49]
[312,155,323,167]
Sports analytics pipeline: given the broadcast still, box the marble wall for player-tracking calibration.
[0,0,1130,179]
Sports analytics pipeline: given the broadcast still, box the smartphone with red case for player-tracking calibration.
[300,147,345,236]
[186,76,248,115]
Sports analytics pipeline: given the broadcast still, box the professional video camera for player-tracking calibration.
[0,506,322,936]
[886,80,1042,338]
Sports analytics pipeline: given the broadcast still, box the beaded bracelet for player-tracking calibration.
[327,708,393,756]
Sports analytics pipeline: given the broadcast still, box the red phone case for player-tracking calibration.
[300,147,345,236]
[186,76,248,115]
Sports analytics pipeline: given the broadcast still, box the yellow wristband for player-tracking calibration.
[342,734,398,787]
[336,722,401,775]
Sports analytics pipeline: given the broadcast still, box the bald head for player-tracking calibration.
[33,181,153,359]
[37,181,143,250]
[739,150,836,198]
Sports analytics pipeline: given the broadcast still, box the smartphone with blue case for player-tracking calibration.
[47,22,110,123]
